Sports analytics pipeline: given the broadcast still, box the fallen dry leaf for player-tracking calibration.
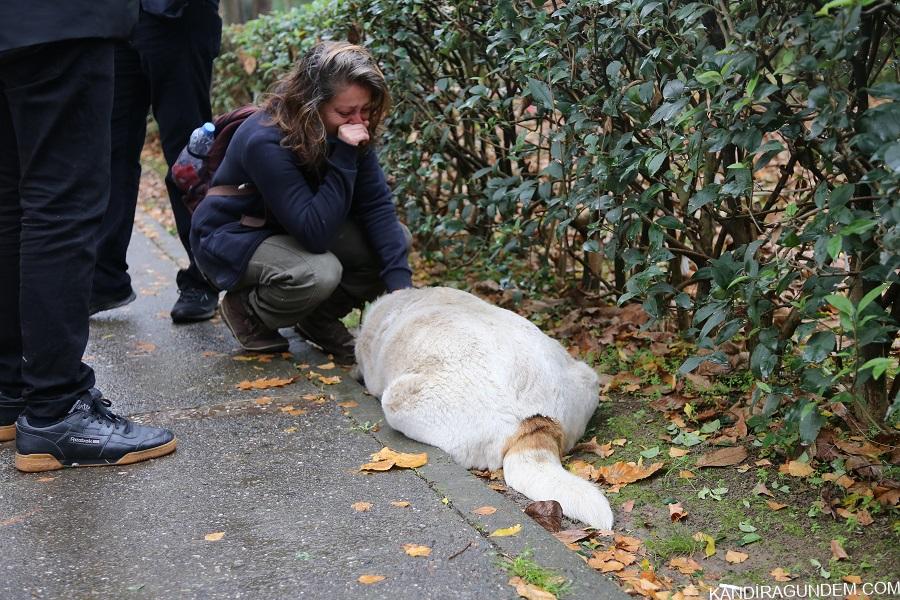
[352,502,372,512]
[318,375,341,385]
[843,575,862,585]
[254,397,272,405]
[755,459,772,466]
[358,575,385,584]
[572,437,615,458]
[696,446,747,468]
[857,509,874,526]
[834,439,886,459]
[614,534,643,553]
[204,532,225,541]
[403,543,432,557]
[779,460,815,477]
[508,576,557,600]
[134,341,156,353]
[752,482,774,497]
[587,555,625,573]
[596,461,664,485]
[765,500,787,511]
[679,470,696,479]
[623,500,635,513]
[611,438,627,446]
[552,528,593,545]
[337,401,358,408]
[525,500,563,532]
[725,550,748,564]
[831,539,849,561]
[390,501,411,508]
[236,376,296,391]
[566,459,597,481]
[770,568,793,582]
[669,556,701,575]
[360,447,428,471]
[668,502,688,522]
[669,447,689,458]
[473,506,497,516]
[317,362,336,370]
[489,524,522,537]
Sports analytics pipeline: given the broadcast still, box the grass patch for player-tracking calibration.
[645,526,704,560]
[499,549,571,597]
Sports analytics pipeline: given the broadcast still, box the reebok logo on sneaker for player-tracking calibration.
[69,436,101,445]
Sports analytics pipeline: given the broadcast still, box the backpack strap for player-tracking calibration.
[206,184,257,196]
[206,184,268,228]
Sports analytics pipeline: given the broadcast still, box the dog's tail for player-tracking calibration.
[502,416,613,530]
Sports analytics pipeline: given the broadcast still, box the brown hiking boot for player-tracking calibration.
[220,290,289,352]
[294,315,355,365]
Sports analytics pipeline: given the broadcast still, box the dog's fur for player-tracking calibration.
[355,286,613,530]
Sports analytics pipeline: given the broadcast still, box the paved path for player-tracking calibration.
[0,210,627,600]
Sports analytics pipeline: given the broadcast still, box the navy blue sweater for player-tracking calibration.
[190,110,412,292]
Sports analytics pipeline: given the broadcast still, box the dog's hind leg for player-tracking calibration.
[380,373,453,453]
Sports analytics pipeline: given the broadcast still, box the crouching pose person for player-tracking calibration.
[190,41,412,363]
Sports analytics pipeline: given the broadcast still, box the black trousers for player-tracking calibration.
[0,39,114,421]
[92,1,222,299]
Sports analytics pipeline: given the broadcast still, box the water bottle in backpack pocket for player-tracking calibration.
[171,121,215,193]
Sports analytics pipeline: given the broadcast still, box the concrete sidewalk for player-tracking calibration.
[0,210,628,600]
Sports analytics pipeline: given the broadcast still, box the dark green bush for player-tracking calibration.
[212,0,347,114]
[211,0,899,436]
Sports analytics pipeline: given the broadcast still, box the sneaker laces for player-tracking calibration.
[72,391,132,433]
[178,286,210,303]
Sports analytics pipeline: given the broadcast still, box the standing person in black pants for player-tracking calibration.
[90,0,223,323]
[0,1,177,470]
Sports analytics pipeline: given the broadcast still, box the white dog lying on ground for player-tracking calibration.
[355,286,614,530]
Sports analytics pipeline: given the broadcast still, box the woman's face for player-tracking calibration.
[320,83,372,136]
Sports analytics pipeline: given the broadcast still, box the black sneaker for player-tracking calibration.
[171,284,218,323]
[89,287,137,316]
[14,391,176,473]
[294,316,356,365]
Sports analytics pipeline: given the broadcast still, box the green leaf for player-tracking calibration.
[860,357,896,380]
[678,352,727,375]
[646,151,667,176]
[858,283,889,313]
[802,331,836,363]
[825,294,854,317]
[739,533,762,546]
[826,235,843,260]
[640,446,661,459]
[700,419,721,434]
[695,70,723,85]
[839,219,877,237]
[738,521,757,533]
[526,77,554,110]
[799,402,824,445]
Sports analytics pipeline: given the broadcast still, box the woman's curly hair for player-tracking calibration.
[262,41,390,169]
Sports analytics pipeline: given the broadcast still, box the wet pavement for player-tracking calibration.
[0,210,627,599]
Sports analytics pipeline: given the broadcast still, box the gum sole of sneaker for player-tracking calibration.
[14,438,178,473]
[0,424,15,442]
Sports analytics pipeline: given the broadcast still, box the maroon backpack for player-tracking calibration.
[174,105,258,214]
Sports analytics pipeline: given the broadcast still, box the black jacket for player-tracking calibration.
[0,1,139,52]
[190,111,413,292]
